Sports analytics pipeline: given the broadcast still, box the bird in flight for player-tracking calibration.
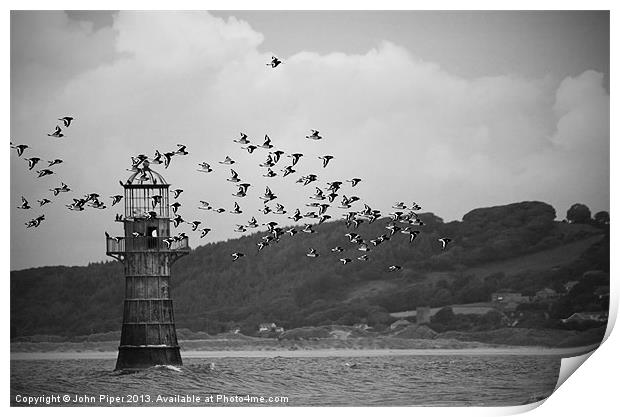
[162,237,175,249]
[11,144,29,156]
[263,167,277,178]
[327,192,339,203]
[247,217,259,228]
[339,258,352,265]
[438,238,452,250]
[197,162,213,173]
[25,157,41,170]
[270,150,285,164]
[281,165,295,177]
[233,183,251,198]
[47,125,64,138]
[318,155,334,168]
[298,174,318,186]
[288,153,303,166]
[326,181,342,192]
[388,265,402,272]
[306,248,319,258]
[345,233,361,243]
[50,183,70,196]
[89,199,106,210]
[227,169,241,183]
[172,214,185,228]
[318,214,331,224]
[241,144,257,154]
[347,178,362,187]
[170,202,182,214]
[288,209,302,222]
[162,152,175,169]
[260,154,275,168]
[266,56,282,68]
[38,198,52,207]
[219,156,235,165]
[234,132,251,144]
[172,189,183,199]
[110,195,123,206]
[175,144,189,155]
[198,201,212,210]
[36,169,54,178]
[152,150,163,164]
[231,252,245,261]
[358,243,371,252]
[309,187,325,201]
[200,228,212,238]
[408,230,420,243]
[47,159,63,167]
[17,196,30,210]
[260,186,277,202]
[230,202,243,214]
[66,199,85,211]
[25,215,45,228]
[58,116,74,127]
[306,130,322,140]
[260,135,274,149]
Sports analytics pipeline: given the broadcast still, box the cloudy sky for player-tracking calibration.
[10,11,609,270]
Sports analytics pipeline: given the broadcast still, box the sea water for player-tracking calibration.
[10,353,561,406]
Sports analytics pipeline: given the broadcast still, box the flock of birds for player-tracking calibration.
[13,55,453,272]
[109,55,453,270]
[11,116,89,228]
[12,115,134,229]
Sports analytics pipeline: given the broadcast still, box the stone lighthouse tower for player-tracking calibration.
[106,162,189,370]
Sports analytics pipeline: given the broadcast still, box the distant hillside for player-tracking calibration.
[10,201,609,338]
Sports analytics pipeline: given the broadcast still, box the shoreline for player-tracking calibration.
[11,344,598,361]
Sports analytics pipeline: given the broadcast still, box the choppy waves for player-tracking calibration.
[11,355,560,406]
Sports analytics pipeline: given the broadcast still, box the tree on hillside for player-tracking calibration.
[567,203,592,224]
[433,306,455,324]
[594,211,610,225]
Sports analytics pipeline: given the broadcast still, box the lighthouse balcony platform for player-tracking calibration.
[106,236,190,254]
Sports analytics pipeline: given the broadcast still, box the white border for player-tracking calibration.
[3,2,616,417]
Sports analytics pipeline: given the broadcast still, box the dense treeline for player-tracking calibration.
[11,201,609,338]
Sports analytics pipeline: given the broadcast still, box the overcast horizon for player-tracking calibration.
[10,10,610,270]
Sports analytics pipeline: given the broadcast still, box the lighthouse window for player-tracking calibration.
[147,227,158,249]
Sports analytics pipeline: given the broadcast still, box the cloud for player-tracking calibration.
[10,11,609,269]
[551,70,609,151]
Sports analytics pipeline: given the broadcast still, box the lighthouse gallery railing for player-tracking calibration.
[106,236,190,254]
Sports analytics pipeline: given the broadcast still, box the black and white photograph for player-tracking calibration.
[9,6,612,409]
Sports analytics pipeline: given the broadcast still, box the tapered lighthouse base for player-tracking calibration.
[115,346,182,370]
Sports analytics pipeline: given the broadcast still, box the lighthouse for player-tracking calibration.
[106,162,189,370]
